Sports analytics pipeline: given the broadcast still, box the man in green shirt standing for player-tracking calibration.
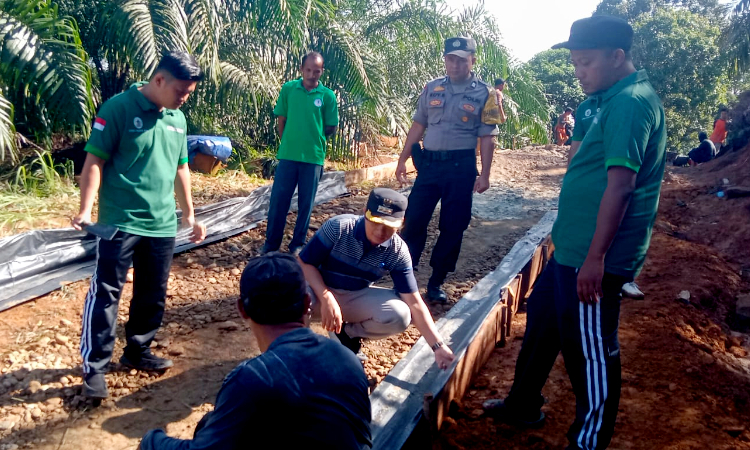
[261,51,339,255]
[72,51,207,400]
[483,16,666,450]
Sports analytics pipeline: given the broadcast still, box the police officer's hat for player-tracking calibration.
[552,15,633,51]
[365,188,408,228]
[444,37,477,59]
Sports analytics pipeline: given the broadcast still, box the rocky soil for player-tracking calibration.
[438,145,750,449]
[0,146,567,449]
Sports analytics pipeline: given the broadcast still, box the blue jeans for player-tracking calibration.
[263,159,323,253]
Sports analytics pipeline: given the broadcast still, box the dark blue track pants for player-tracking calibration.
[80,232,175,375]
[505,256,630,450]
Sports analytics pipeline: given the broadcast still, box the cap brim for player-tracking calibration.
[551,40,606,50]
[365,210,403,228]
[445,50,474,58]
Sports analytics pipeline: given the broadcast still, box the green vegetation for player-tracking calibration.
[0,150,79,234]
[0,0,551,168]
[526,49,586,115]
[0,0,95,162]
[521,0,750,153]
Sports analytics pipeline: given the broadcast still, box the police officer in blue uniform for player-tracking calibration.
[396,37,502,302]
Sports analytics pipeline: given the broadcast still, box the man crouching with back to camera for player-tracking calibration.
[139,253,372,449]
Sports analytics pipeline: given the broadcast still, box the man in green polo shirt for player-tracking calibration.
[72,51,207,400]
[261,51,339,255]
[483,16,666,450]
[568,96,598,166]
[571,96,646,300]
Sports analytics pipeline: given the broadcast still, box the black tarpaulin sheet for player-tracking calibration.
[0,171,348,312]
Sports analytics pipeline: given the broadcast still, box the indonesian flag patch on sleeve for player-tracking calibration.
[93,117,106,131]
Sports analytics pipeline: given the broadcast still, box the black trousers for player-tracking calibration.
[505,257,630,450]
[80,231,175,375]
[400,151,476,277]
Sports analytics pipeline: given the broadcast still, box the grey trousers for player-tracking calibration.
[312,286,412,339]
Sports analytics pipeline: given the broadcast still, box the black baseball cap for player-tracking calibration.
[239,252,308,325]
[365,188,408,228]
[552,15,633,51]
[444,37,477,58]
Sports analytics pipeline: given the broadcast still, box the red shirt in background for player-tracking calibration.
[710,118,727,144]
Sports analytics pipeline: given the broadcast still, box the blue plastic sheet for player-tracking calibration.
[187,136,232,162]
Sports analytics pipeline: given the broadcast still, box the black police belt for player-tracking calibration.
[421,149,475,161]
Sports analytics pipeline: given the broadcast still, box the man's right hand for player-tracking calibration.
[396,160,409,186]
[319,291,343,334]
[71,212,92,231]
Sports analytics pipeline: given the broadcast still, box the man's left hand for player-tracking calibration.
[474,174,490,193]
[577,255,604,304]
[182,216,206,244]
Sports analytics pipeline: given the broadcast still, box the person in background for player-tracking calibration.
[139,253,372,450]
[483,16,667,450]
[688,131,716,165]
[72,51,207,400]
[555,107,575,145]
[710,107,728,155]
[261,51,339,256]
[297,188,455,370]
[494,78,509,124]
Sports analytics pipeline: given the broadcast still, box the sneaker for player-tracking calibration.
[82,373,108,399]
[426,284,448,303]
[622,281,645,299]
[120,350,173,371]
[482,399,545,428]
[289,246,303,257]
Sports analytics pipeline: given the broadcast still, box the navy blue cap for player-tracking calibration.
[444,37,477,58]
[552,15,633,51]
[365,188,408,228]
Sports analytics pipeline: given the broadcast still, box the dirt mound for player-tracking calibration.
[662,143,750,268]
[438,144,750,449]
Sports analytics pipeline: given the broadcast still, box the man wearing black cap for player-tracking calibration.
[139,253,372,450]
[297,188,455,369]
[395,36,503,303]
[483,15,666,450]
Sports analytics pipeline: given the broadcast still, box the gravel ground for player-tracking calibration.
[0,146,567,449]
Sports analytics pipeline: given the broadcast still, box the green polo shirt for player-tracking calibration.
[274,79,339,165]
[552,70,666,277]
[84,83,189,237]
[571,96,600,141]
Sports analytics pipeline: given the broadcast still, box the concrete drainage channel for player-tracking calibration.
[1,157,556,449]
[370,210,557,449]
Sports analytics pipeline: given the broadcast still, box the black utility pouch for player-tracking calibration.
[411,142,424,171]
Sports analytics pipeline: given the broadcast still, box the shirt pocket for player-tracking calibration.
[456,101,481,128]
[427,99,444,125]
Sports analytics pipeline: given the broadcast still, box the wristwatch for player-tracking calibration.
[431,341,444,351]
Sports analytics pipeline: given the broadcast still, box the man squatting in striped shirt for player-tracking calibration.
[297,188,456,370]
